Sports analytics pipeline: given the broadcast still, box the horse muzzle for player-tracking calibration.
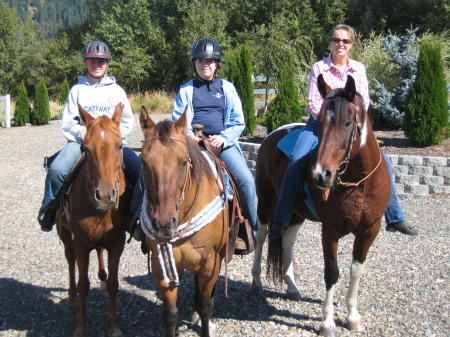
[151,216,178,241]
[94,186,118,209]
[312,166,336,190]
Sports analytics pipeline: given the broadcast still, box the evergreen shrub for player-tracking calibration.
[60,77,70,106]
[31,77,51,125]
[14,81,31,126]
[404,38,449,146]
[370,28,418,129]
[227,43,256,135]
[266,62,304,133]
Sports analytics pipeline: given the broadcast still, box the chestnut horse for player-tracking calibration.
[251,75,391,336]
[56,104,133,337]
[139,107,228,337]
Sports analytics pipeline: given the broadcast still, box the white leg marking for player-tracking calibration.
[251,218,267,290]
[282,224,302,294]
[346,259,364,323]
[321,284,336,329]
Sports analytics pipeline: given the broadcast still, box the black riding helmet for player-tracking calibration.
[82,40,111,60]
[190,38,221,61]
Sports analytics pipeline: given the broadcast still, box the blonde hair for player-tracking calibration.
[330,24,356,43]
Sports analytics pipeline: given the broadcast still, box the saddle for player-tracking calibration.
[196,130,255,259]
[40,151,86,227]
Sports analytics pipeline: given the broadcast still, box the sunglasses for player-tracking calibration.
[330,38,352,44]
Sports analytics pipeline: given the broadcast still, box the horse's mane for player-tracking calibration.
[152,120,216,184]
[319,89,367,126]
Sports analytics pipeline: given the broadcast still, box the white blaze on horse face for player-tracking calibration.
[327,109,335,121]
[360,119,368,148]
[312,163,325,180]
[100,131,105,139]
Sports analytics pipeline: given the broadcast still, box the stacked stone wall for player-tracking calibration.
[239,142,450,199]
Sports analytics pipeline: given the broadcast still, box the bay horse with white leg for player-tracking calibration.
[251,75,391,336]
[56,103,133,337]
[138,107,228,337]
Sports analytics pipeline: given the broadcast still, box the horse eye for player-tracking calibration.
[182,158,190,167]
[118,144,123,151]
[344,121,352,127]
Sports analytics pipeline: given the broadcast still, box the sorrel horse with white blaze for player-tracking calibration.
[56,104,133,337]
[139,107,228,337]
[251,75,391,336]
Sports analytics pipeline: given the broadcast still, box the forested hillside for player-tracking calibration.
[1,0,449,104]
[4,0,88,38]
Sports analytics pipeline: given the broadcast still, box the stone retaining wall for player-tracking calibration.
[239,141,450,200]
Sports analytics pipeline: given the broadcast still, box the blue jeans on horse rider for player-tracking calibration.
[130,142,259,232]
[39,141,141,215]
[269,117,406,238]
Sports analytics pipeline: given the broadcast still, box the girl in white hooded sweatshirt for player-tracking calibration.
[37,40,141,232]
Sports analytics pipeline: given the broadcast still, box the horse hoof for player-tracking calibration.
[109,328,123,337]
[347,318,364,331]
[73,327,87,337]
[208,320,217,337]
[64,304,78,315]
[319,326,338,337]
[250,284,264,296]
[286,291,301,301]
[191,311,200,326]
[64,299,78,315]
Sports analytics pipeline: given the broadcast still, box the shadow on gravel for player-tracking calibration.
[0,277,163,337]
[124,271,321,335]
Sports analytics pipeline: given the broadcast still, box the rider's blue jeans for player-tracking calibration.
[274,118,318,225]
[39,141,141,214]
[273,118,405,226]
[219,144,258,231]
[383,151,405,224]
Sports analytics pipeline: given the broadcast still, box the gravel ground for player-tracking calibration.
[0,115,449,337]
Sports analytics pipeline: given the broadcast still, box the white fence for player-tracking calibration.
[252,76,276,110]
[0,95,11,128]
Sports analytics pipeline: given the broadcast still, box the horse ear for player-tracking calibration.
[111,103,123,125]
[317,74,331,99]
[174,106,188,134]
[78,104,94,127]
[140,105,156,131]
[345,75,356,101]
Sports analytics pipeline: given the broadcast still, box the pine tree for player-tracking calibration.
[370,28,418,129]
[31,77,51,125]
[226,43,256,135]
[14,81,31,126]
[403,38,449,146]
[265,62,304,133]
[60,77,70,106]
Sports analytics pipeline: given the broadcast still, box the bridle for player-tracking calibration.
[85,147,124,210]
[143,135,201,239]
[335,102,383,187]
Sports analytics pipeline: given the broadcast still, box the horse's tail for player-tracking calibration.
[266,218,284,286]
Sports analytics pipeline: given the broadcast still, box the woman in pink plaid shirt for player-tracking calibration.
[269,24,418,240]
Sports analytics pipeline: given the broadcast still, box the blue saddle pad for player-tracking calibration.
[277,129,320,220]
